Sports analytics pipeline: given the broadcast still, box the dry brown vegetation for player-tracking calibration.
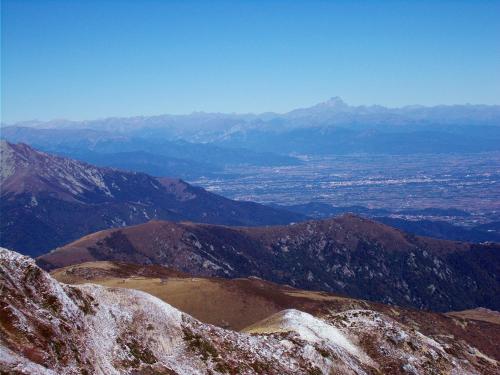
[51,261,500,363]
[446,308,500,325]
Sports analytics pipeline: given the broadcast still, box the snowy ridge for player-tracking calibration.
[1,248,498,374]
[0,248,371,374]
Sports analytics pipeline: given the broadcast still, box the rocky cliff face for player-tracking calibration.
[1,248,498,375]
[38,215,500,312]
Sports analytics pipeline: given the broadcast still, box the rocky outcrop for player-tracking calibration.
[2,248,499,374]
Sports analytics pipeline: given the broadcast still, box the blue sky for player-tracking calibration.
[2,0,499,122]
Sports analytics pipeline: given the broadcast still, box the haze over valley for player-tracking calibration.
[3,98,500,243]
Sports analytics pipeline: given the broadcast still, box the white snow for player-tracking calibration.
[270,309,361,356]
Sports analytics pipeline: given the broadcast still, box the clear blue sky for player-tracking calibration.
[2,0,499,122]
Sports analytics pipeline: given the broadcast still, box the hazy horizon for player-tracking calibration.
[2,0,500,123]
[3,96,500,125]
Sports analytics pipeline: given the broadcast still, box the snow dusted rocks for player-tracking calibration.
[243,309,376,372]
[1,248,498,374]
[1,247,367,374]
[325,309,498,374]
[244,309,363,358]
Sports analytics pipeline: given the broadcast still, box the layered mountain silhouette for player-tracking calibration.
[0,141,304,255]
[0,126,301,179]
[38,215,500,312]
[3,98,499,158]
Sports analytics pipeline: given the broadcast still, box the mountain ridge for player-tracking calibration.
[2,247,499,374]
[0,141,304,255]
[38,215,500,312]
[3,97,500,128]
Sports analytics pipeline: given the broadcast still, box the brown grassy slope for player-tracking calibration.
[446,308,500,325]
[51,261,500,361]
[39,215,499,313]
[51,261,344,330]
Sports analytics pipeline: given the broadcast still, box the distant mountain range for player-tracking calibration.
[215,98,500,155]
[38,215,500,312]
[0,126,300,180]
[4,97,500,134]
[2,98,499,178]
[0,141,304,256]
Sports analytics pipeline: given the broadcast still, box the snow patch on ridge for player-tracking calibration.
[244,308,373,367]
[277,309,359,355]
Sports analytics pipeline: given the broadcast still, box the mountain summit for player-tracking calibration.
[314,96,349,109]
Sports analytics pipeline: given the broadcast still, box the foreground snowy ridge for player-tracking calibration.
[0,247,497,374]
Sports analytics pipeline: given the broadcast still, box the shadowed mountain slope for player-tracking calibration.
[0,141,304,256]
[39,215,500,312]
